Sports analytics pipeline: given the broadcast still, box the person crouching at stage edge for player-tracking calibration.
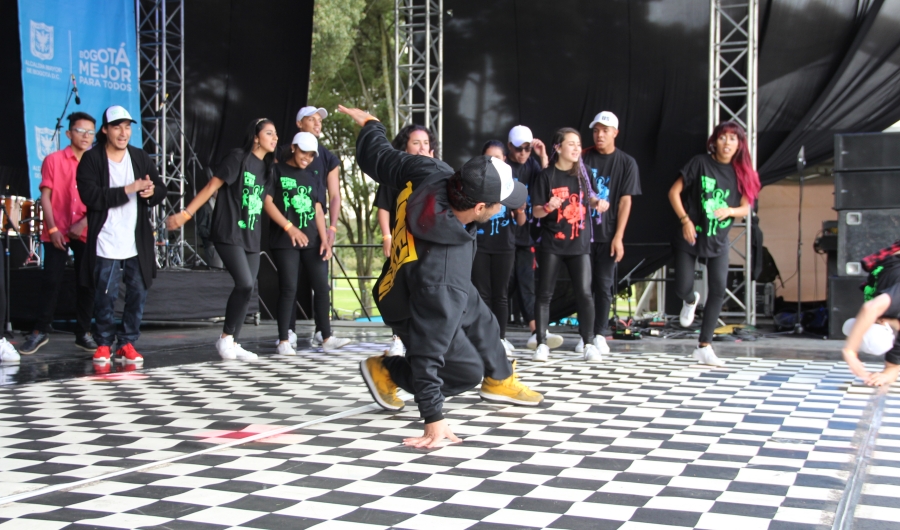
[21,112,97,355]
[668,121,759,367]
[77,106,166,367]
[264,132,350,356]
[842,248,900,387]
[168,118,277,361]
[531,128,606,363]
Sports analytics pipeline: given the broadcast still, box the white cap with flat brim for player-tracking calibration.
[590,111,619,130]
[292,132,318,153]
[508,125,534,147]
[843,318,896,356]
[297,106,328,121]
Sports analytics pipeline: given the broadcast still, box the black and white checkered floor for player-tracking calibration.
[0,342,897,529]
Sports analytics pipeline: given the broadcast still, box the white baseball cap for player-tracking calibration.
[102,105,137,126]
[508,125,534,147]
[296,106,328,121]
[843,318,896,356]
[291,132,318,153]
[590,111,619,130]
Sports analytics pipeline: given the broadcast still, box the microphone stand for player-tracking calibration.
[794,146,806,335]
[50,83,78,151]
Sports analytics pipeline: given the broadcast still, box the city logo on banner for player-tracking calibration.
[29,21,53,60]
[35,127,56,161]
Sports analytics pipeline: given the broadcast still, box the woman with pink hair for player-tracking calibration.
[668,121,760,366]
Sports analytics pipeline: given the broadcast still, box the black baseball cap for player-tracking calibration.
[458,155,527,209]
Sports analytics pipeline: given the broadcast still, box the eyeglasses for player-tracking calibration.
[71,128,95,136]
[511,144,532,153]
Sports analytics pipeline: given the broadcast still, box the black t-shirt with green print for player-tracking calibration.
[674,154,741,258]
[268,161,324,250]
[210,149,272,252]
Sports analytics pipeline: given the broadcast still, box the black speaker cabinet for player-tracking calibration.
[835,132,900,172]
[828,276,865,339]
[834,171,900,210]
[837,208,900,276]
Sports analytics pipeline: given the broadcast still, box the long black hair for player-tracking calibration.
[549,127,595,206]
[481,140,507,157]
[242,118,277,165]
[392,124,439,158]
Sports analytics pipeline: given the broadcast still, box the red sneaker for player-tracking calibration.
[116,343,144,364]
[93,345,111,364]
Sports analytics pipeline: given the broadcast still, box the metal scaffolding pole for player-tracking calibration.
[136,0,201,269]
[394,0,443,144]
[709,0,758,325]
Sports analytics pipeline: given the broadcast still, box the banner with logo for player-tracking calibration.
[17,0,142,199]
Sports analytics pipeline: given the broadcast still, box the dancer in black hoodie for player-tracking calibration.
[339,105,543,449]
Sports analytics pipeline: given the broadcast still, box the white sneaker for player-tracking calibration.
[0,338,20,364]
[288,329,297,348]
[592,335,610,355]
[533,344,550,362]
[693,345,726,367]
[276,341,296,356]
[233,343,258,360]
[680,291,700,327]
[387,336,406,357]
[527,331,564,350]
[583,343,602,362]
[216,336,237,360]
[310,331,324,347]
[323,336,352,352]
[575,337,584,353]
[501,338,515,355]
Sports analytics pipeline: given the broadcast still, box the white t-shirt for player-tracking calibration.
[97,150,138,259]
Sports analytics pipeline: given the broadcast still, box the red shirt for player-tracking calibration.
[39,146,88,243]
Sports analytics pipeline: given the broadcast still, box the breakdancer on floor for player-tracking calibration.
[339,105,543,449]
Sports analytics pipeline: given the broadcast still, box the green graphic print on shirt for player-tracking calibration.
[239,171,263,230]
[280,176,315,228]
[697,175,732,237]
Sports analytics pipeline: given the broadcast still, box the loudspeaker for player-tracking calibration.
[835,132,900,171]
[828,276,865,339]
[834,171,900,210]
[837,208,900,276]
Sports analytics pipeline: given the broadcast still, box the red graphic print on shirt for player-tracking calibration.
[552,186,585,240]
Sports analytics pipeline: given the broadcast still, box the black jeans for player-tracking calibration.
[591,241,617,336]
[510,246,536,323]
[36,241,94,335]
[535,252,594,345]
[673,247,729,344]
[217,243,260,340]
[273,248,331,342]
[472,251,515,338]
[93,256,147,347]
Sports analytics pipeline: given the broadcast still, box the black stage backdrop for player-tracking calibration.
[0,0,314,195]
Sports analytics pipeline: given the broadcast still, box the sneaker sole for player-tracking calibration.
[478,390,542,406]
[20,337,49,355]
[546,335,564,349]
[75,343,98,352]
[92,358,111,364]
[359,359,404,411]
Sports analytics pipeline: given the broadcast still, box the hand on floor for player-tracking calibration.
[403,419,461,448]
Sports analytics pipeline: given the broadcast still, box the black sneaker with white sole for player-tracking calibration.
[20,332,49,355]
[75,333,98,352]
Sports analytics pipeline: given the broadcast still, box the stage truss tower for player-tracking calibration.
[709,0,758,324]
[136,0,200,269]
[394,0,443,144]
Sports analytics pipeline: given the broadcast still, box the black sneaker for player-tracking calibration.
[75,333,98,352]
[20,332,49,355]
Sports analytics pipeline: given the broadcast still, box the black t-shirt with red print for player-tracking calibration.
[531,166,593,256]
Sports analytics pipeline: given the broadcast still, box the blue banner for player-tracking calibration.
[18,0,142,199]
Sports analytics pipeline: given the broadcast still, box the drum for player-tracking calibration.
[20,199,42,238]
[0,196,42,238]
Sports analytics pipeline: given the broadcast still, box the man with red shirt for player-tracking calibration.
[20,112,97,354]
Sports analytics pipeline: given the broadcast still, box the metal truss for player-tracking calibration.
[136,0,202,269]
[394,0,443,144]
[709,0,758,324]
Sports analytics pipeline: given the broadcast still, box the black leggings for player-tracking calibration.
[591,242,617,336]
[273,247,331,342]
[472,251,515,338]
[535,252,594,345]
[673,247,729,344]
[217,242,260,340]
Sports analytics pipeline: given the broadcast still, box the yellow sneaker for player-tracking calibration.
[479,361,543,406]
[360,355,405,411]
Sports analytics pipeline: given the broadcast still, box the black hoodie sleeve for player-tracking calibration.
[77,149,129,211]
[356,120,453,189]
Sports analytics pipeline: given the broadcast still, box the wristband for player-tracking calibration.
[328,226,337,233]
[48,226,59,235]
[283,221,293,232]
[182,209,193,219]
[680,214,690,224]
[382,235,391,241]
[544,202,553,212]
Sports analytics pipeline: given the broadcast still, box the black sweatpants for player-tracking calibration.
[535,252,594,345]
[591,241,616,336]
[35,241,94,335]
[673,247,729,344]
[510,246,536,323]
[216,242,260,340]
[472,251,515,338]
[382,284,513,403]
[273,247,331,342]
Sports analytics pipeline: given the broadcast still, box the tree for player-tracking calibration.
[309,0,396,317]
